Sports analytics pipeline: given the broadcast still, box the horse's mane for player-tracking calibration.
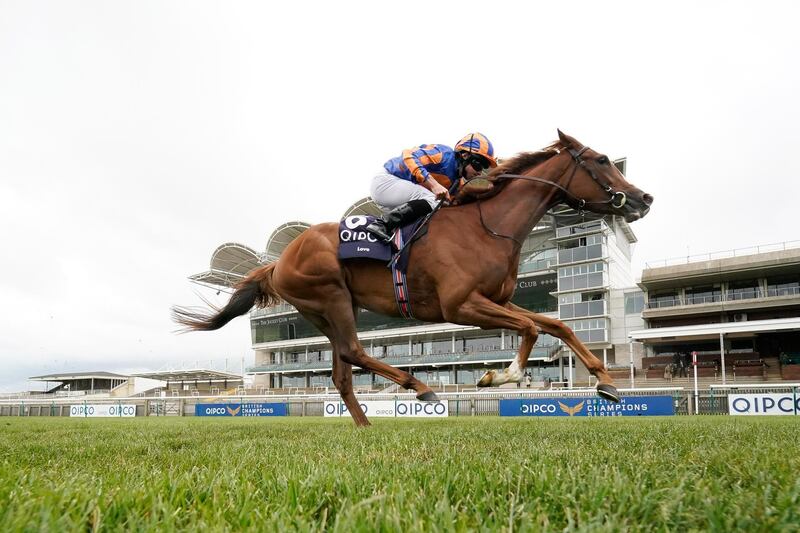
[453,141,563,205]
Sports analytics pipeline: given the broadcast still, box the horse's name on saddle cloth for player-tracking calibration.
[338,215,392,261]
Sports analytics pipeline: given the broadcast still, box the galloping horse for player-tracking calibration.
[173,131,653,426]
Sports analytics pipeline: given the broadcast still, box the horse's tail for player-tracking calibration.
[172,263,281,332]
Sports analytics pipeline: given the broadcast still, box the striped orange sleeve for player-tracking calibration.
[401,148,428,183]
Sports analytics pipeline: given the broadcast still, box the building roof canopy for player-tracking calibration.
[131,369,244,382]
[629,317,800,343]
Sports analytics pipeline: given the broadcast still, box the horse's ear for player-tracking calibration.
[557,129,577,148]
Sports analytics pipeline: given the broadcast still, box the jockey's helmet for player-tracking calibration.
[455,132,498,168]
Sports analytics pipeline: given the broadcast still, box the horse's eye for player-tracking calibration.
[597,156,609,165]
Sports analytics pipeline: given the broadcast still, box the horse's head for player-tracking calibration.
[555,130,653,222]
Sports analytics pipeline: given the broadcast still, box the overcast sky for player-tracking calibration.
[2,1,799,392]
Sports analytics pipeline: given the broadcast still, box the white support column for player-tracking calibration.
[720,332,726,385]
[693,351,699,415]
[452,333,456,353]
[501,330,505,350]
[629,342,635,388]
[603,348,607,368]
[558,355,564,382]
[408,336,412,354]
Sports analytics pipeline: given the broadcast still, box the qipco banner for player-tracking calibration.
[728,393,800,416]
[499,396,675,417]
[70,404,137,417]
[195,403,287,417]
[323,400,449,418]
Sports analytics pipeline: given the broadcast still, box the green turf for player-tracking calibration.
[0,416,799,532]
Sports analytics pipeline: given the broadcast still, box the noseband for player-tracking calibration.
[563,146,627,210]
[473,145,628,246]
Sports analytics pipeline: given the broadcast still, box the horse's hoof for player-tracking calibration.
[476,371,494,387]
[416,391,440,402]
[597,383,620,403]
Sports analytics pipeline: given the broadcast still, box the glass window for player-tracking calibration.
[385,343,410,357]
[519,248,557,273]
[465,336,502,353]
[767,275,800,297]
[685,285,721,305]
[727,280,760,300]
[567,318,607,343]
[624,291,644,314]
[648,291,680,309]
[511,275,558,313]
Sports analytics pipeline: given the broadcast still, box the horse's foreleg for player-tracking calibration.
[442,294,538,387]
[506,304,619,402]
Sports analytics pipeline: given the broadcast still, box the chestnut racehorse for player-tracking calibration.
[173,131,653,426]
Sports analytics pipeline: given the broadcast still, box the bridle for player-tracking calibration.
[473,145,628,246]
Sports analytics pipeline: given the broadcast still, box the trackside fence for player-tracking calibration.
[2,386,798,417]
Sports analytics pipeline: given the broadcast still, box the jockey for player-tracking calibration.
[366,132,498,242]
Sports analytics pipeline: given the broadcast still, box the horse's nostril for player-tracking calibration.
[642,193,654,206]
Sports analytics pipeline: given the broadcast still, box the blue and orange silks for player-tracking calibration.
[383,144,461,189]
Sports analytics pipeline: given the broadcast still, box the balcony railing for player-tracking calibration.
[645,240,800,269]
[247,345,563,373]
[646,286,800,309]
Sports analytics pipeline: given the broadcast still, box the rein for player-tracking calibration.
[474,146,628,246]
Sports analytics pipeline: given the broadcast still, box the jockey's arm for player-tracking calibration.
[401,146,450,201]
[421,176,450,202]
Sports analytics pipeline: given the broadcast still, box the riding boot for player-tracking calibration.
[366,200,432,243]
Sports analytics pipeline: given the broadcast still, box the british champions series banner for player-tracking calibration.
[195,403,287,417]
[499,396,675,417]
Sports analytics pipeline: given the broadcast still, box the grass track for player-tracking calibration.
[1,416,799,532]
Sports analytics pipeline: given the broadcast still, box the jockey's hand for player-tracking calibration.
[432,182,451,202]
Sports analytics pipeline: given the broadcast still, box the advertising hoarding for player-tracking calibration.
[499,396,674,417]
[728,393,799,416]
[194,403,288,417]
[323,400,448,417]
[70,404,137,417]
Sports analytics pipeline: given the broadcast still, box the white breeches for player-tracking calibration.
[370,172,438,211]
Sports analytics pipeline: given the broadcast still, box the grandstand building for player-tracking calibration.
[631,243,800,383]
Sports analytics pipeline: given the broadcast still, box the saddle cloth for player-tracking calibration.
[337,215,393,262]
[337,215,426,264]
[337,215,429,318]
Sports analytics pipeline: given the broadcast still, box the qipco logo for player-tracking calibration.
[396,402,447,417]
[324,402,368,416]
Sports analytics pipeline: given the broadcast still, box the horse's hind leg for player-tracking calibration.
[321,299,439,402]
[505,303,620,403]
[300,311,371,427]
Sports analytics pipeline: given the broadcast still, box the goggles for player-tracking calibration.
[469,157,490,172]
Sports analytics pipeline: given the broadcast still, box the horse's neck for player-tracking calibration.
[480,157,568,244]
